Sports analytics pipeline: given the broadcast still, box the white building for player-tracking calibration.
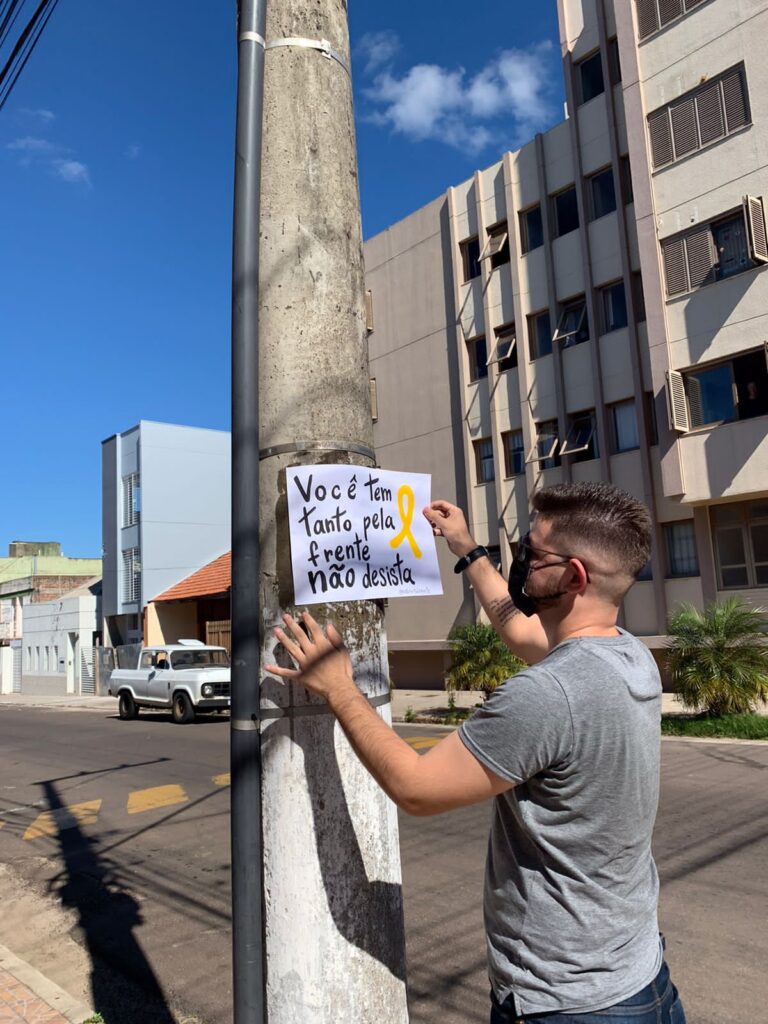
[19,577,101,695]
[364,0,768,687]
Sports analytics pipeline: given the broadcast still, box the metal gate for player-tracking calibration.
[11,641,21,692]
[80,647,95,695]
[206,619,231,653]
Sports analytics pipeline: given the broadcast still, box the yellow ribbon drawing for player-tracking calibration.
[389,485,422,559]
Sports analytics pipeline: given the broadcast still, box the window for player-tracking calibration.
[561,411,599,463]
[648,65,750,169]
[553,297,589,348]
[662,199,768,296]
[502,429,525,476]
[481,222,510,269]
[610,400,640,452]
[599,281,628,333]
[460,236,481,281]
[53,645,58,671]
[552,186,580,238]
[619,156,634,206]
[490,324,517,372]
[474,438,495,484]
[664,521,699,577]
[588,167,617,221]
[682,348,768,428]
[607,37,622,85]
[712,500,768,588]
[26,647,31,670]
[122,473,141,528]
[528,311,553,360]
[529,420,561,470]
[519,205,544,253]
[577,51,604,105]
[636,0,710,42]
[122,547,141,603]
[467,335,488,381]
[44,646,50,672]
[631,272,646,322]
[645,392,659,445]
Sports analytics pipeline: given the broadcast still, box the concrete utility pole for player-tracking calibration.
[258,1,409,1021]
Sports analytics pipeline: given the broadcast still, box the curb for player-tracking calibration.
[0,942,94,1024]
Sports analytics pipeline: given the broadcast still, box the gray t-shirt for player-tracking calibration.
[459,630,663,1015]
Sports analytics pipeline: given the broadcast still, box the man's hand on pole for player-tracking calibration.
[267,611,356,701]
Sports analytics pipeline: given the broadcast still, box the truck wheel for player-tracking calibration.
[118,691,139,720]
[172,691,195,724]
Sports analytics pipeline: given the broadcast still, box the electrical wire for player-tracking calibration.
[0,0,60,113]
[0,0,24,53]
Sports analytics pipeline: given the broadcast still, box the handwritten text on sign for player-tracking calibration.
[286,465,443,605]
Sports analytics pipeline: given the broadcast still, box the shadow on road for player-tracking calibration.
[41,779,178,1024]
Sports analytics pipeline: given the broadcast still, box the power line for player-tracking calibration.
[0,0,60,113]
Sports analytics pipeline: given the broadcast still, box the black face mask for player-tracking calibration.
[508,532,571,618]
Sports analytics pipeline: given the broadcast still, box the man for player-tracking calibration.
[267,482,686,1023]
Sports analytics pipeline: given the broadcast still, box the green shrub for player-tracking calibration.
[666,598,768,717]
[447,623,525,700]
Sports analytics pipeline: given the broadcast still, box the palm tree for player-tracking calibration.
[666,598,768,717]
[446,623,525,700]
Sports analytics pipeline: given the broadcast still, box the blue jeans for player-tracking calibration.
[490,960,686,1023]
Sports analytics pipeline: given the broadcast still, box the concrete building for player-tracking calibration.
[364,0,768,687]
[19,577,101,695]
[102,421,231,646]
[0,542,102,644]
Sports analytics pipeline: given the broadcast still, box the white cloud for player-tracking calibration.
[7,136,55,153]
[52,158,91,186]
[362,41,557,153]
[126,143,141,160]
[21,107,56,123]
[356,30,400,74]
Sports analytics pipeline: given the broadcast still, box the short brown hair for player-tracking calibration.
[532,482,651,580]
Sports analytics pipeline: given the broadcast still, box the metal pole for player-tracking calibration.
[231,1,267,1022]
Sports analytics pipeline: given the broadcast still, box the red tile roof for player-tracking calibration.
[153,552,231,602]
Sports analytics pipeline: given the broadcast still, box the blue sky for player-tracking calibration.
[1,1,563,557]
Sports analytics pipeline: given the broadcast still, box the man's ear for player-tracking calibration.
[565,558,590,593]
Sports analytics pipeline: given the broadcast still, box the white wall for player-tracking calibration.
[22,591,99,695]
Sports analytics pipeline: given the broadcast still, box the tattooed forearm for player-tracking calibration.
[488,596,520,627]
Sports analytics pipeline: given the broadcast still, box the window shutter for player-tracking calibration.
[636,0,659,39]
[658,0,684,27]
[670,98,698,159]
[695,81,725,147]
[666,370,690,432]
[743,196,768,264]
[685,226,717,288]
[662,237,688,295]
[648,109,673,168]
[722,68,748,133]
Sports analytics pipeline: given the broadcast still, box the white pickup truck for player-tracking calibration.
[110,640,230,723]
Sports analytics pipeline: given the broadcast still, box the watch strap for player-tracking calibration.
[453,546,489,574]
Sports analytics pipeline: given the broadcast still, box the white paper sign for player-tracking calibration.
[286,465,443,605]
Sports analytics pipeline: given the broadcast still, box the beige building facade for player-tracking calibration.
[365,0,768,688]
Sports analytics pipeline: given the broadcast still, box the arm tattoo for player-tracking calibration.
[488,596,520,627]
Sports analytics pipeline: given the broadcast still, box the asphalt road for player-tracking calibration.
[0,707,766,1024]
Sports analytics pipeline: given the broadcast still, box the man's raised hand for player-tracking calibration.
[423,500,477,558]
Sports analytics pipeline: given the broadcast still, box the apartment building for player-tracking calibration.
[365,0,768,688]
[102,420,231,645]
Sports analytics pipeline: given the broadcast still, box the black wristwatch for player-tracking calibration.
[453,546,490,574]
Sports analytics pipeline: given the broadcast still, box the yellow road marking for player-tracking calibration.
[212,773,230,787]
[24,800,102,840]
[404,737,442,750]
[127,785,188,815]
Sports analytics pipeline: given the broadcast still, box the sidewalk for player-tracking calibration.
[0,944,93,1024]
[0,689,703,718]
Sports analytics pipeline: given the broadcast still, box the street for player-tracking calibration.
[0,707,766,1024]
